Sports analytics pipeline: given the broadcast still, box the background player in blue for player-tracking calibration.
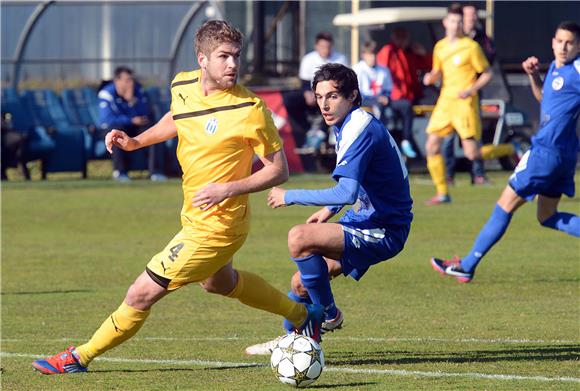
[431,21,580,283]
[245,63,413,354]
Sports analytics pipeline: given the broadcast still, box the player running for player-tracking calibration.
[431,21,580,282]
[32,20,323,375]
[423,4,494,205]
[246,63,413,355]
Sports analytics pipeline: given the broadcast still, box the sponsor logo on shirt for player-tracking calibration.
[552,76,564,91]
[205,117,218,135]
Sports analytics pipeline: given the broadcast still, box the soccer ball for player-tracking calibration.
[270,333,324,388]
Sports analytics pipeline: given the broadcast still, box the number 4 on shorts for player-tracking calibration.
[168,242,184,262]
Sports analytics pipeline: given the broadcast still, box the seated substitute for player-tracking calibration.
[283,31,348,151]
[98,66,166,181]
[246,63,413,355]
[431,21,580,283]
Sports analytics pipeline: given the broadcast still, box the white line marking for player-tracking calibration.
[3,352,578,383]
[2,336,578,344]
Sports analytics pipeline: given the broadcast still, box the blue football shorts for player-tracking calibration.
[338,217,410,281]
[509,146,577,201]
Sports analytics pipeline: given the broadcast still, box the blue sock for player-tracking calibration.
[283,291,312,332]
[461,204,513,273]
[292,254,337,319]
[541,212,580,237]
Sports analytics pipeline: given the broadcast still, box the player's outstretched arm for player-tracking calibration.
[267,177,360,209]
[192,149,289,211]
[105,111,177,153]
[522,56,543,102]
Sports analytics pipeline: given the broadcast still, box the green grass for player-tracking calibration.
[2,171,579,390]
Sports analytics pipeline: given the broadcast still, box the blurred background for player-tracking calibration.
[2,0,578,180]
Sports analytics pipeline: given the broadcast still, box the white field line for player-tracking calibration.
[2,352,579,383]
[2,336,578,344]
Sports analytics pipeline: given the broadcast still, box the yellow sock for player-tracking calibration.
[426,154,448,195]
[76,302,150,366]
[228,270,307,328]
[481,143,515,159]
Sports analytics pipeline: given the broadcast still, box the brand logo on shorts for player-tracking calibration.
[351,236,360,249]
[205,118,218,135]
[552,76,564,91]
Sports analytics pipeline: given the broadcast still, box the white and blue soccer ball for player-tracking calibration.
[270,333,324,388]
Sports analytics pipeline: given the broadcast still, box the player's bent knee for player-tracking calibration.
[200,280,232,296]
[125,283,155,310]
[288,225,310,258]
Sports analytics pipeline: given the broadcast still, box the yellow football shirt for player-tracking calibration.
[170,69,282,235]
[432,36,489,99]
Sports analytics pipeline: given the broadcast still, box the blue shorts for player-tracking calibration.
[338,218,410,281]
[508,146,577,201]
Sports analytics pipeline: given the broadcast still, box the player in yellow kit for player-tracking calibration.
[32,20,324,375]
[423,4,492,205]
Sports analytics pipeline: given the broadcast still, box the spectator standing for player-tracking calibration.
[377,27,431,158]
[98,66,166,181]
[283,32,347,150]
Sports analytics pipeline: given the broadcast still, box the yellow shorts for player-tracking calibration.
[146,226,247,291]
[426,96,481,140]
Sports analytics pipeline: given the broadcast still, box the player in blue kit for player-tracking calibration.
[431,21,580,283]
[245,63,413,354]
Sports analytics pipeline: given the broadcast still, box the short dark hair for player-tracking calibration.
[462,2,478,11]
[114,66,133,79]
[315,31,334,44]
[361,40,377,54]
[312,63,361,107]
[447,3,463,16]
[557,21,580,41]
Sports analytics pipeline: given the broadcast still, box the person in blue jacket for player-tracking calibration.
[98,66,166,181]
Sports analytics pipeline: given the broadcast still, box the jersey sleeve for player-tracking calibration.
[245,99,283,157]
[471,42,490,73]
[332,128,374,182]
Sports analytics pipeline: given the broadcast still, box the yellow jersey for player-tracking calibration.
[432,36,489,99]
[170,69,282,235]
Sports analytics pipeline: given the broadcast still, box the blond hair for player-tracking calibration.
[195,20,243,55]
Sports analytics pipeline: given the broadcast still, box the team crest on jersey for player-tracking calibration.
[551,76,564,91]
[204,117,218,135]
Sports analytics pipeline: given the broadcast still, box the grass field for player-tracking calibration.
[2,171,579,390]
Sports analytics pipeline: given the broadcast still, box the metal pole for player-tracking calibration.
[253,1,265,74]
[485,0,494,39]
[350,0,359,66]
[12,0,55,89]
[168,1,205,82]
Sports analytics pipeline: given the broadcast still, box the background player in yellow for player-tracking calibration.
[32,20,324,375]
[422,4,492,205]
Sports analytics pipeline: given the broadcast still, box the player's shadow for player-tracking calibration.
[92,363,263,374]
[309,381,378,388]
[329,344,580,366]
[1,289,92,295]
